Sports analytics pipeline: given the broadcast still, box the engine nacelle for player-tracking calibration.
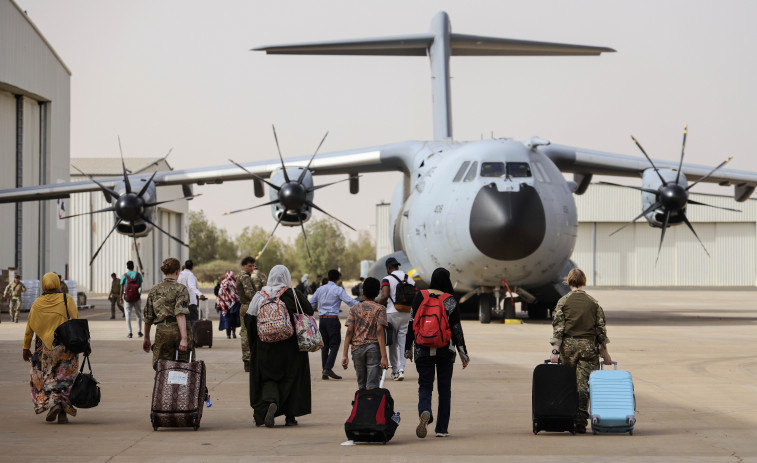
[641,168,688,228]
[269,167,314,226]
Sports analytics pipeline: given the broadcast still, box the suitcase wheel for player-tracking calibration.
[153,425,158,431]
[150,413,158,431]
[532,421,539,435]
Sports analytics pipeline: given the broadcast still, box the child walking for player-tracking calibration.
[341,277,388,389]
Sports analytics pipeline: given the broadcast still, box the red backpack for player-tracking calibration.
[413,290,452,348]
[124,274,141,303]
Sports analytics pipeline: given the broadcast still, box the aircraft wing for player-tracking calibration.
[539,143,757,201]
[0,141,422,204]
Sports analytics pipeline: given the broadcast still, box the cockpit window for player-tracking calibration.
[463,162,478,182]
[453,161,470,182]
[481,162,505,177]
[507,162,532,178]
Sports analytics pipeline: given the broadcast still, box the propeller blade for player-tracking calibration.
[61,206,115,220]
[90,218,122,265]
[686,156,734,191]
[271,125,291,183]
[597,181,659,195]
[675,125,688,185]
[132,147,173,175]
[130,224,144,273]
[137,170,159,198]
[682,213,711,257]
[298,216,312,261]
[143,194,202,208]
[609,201,662,237]
[117,136,132,193]
[305,200,356,231]
[631,135,667,186]
[256,215,284,260]
[72,165,120,201]
[141,215,190,247]
[229,159,281,191]
[655,210,671,265]
[297,131,329,184]
[686,199,741,212]
[222,199,279,216]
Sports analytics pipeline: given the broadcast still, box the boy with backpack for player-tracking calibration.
[404,267,470,438]
[377,257,416,381]
[341,277,388,389]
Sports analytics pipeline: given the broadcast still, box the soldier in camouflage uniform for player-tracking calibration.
[58,275,68,296]
[108,273,124,319]
[549,268,612,433]
[142,257,194,370]
[238,256,266,372]
[3,275,26,323]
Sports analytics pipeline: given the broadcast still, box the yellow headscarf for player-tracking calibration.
[23,273,79,350]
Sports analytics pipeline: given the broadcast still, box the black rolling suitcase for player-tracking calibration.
[345,370,398,443]
[532,360,578,435]
[194,319,213,348]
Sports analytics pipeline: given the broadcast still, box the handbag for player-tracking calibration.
[292,289,323,352]
[70,354,100,408]
[54,293,90,353]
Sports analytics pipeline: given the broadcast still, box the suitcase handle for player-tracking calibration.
[543,359,562,365]
[174,350,193,363]
[378,368,387,388]
[600,360,618,370]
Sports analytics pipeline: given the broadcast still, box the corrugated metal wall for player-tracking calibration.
[0,91,16,270]
[572,184,757,286]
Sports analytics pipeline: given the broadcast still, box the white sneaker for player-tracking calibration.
[435,432,450,437]
[392,372,399,381]
[397,371,405,381]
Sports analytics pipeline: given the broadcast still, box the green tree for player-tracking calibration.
[341,230,376,280]
[236,226,298,276]
[188,210,238,264]
[294,218,349,279]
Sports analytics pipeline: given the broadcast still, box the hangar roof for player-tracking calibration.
[70,158,174,177]
[8,0,71,76]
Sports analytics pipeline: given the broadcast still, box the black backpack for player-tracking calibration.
[389,274,415,312]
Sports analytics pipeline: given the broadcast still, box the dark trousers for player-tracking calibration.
[319,318,341,372]
[416,355,454,434]
[188,304,198,331]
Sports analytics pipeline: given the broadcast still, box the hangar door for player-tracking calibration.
[572,222,756,286]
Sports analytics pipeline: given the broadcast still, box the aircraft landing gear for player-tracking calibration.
[478,294,494,324]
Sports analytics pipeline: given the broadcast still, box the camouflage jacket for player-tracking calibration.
[238,270,267,307]
[144,277,190,325]
[4,281,26,298]
[550,290,609,346]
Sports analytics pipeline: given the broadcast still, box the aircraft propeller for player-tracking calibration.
[600,126,739,262]
[226,125,356,260]
[63,137,196,268]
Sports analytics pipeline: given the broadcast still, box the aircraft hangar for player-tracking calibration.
[0,0,70,280]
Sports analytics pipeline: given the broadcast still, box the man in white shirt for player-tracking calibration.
[177,259,206,330]
[377,257,415,381]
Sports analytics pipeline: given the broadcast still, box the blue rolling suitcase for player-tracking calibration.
[589,361,636,435]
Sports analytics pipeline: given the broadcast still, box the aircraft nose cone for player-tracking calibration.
[469,184,546,261]
[115,193,143,221]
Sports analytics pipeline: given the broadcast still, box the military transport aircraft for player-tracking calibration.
[2,11,757,321]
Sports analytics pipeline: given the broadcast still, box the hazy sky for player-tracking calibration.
[13,0,757,242]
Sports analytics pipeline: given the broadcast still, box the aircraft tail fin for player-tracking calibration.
[254,11,613,141]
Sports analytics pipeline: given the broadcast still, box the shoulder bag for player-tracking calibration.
[292,289,323,352]
[54,293,90,353]
[70,354,100,408]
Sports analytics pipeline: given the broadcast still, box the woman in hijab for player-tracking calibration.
[405,267,470,439]
[217,271,241,339]
[245,265,314,428]
[21,273,82,424]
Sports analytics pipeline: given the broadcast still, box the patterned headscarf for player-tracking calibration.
[217,271,239,315]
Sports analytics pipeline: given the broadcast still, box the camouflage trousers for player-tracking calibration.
[240,319,250,362]
[151,322,195,371]
[9,297,21,322]
[559,337,599,424]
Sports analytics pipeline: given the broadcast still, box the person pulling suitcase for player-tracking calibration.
[548,268,612,434]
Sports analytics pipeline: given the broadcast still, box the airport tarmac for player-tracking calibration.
[1,288,756,463]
